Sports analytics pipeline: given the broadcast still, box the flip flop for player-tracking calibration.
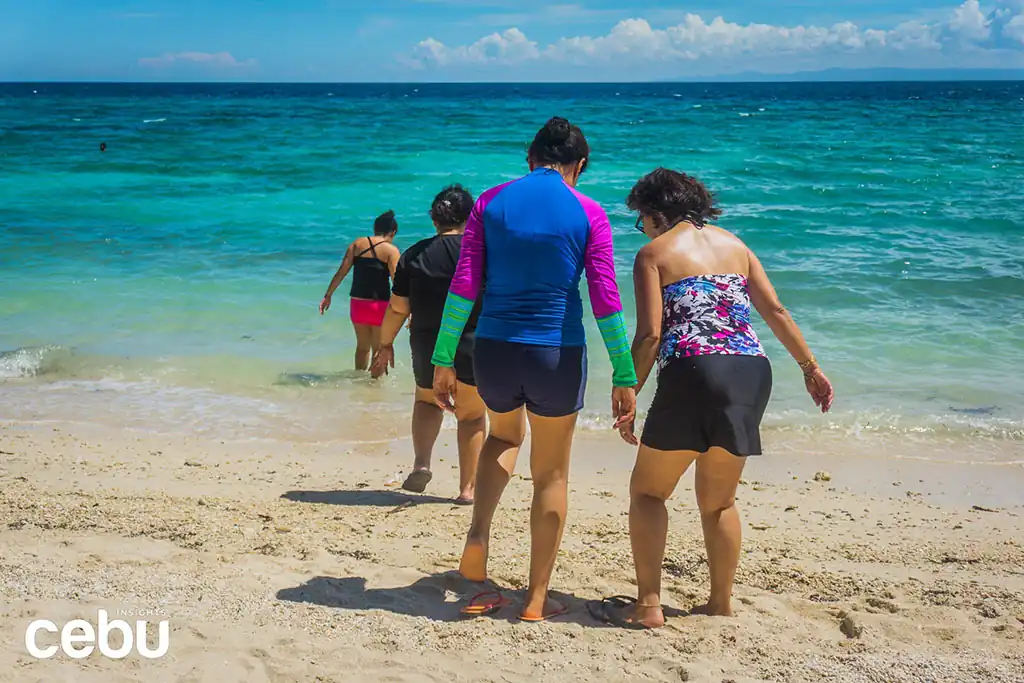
[401,469,432,493]
[519,599,568,623]
[585,595,658,630]
[460,590,511,617]
[453,496,473,506]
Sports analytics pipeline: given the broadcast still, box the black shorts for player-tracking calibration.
[641,355,772,456]
[473,338,586,418]
[410,331,475,390]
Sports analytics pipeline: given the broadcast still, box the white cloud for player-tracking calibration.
[1007,15,1024,42]
[949,0,991,40]
[412,28,538,66]
[138,52,256,69]
[410,1,1024,72]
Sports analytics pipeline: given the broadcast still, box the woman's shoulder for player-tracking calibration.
[704,225,752,273]
[704,223,744,244]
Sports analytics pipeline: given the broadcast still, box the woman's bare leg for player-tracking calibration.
[370,325,382,356]
[459,407,526,582]
[520,411,578,620]
[352,323,374,370]
[626,444,700,627]
[694,447,746,616]
[453,382,486,502]
[410,387,444,474]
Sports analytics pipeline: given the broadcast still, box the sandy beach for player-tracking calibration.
[1,419,1022,683]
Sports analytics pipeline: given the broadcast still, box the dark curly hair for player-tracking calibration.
[373,209,398,236]
[626,168,721,229]
[528,117,589,174]
[430,184,474,229]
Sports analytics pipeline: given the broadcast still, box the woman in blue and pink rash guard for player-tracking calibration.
[431,117,638,621]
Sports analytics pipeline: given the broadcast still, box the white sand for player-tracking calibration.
[1,422,1022,682]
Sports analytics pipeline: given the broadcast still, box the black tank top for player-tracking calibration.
[349,238,391,301]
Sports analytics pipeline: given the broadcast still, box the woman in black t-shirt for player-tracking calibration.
[371,186,485,504]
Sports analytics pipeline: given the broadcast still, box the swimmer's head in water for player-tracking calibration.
[100,142,106,152]
[527,117,589,184]
[627,167,721,237]
[430,185,473,231]
[373,209,398,237]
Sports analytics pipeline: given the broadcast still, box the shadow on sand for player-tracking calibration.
[281,489,458,507]
[276,572,617,626]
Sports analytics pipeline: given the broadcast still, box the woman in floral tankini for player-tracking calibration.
[587,168,834,630]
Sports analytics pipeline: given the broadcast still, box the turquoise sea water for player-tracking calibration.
[1,82,1022,443]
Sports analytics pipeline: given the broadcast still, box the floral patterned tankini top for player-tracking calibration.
[658,273,766,369]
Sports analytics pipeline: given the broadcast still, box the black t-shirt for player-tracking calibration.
[392,234,482,342]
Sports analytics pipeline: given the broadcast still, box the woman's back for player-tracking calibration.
[451,168,622,347]
[644,224,749,285]
[641,225,765,363]
[349,235,395,301]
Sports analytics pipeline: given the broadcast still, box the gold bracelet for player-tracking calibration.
[798,356,817,372]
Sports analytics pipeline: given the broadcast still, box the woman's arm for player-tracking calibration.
[380,295,411,346]
[582,205,638,389]
[370,294,411,378]
[747,249,815,366]
[630,245,663,395]
[320,243,355,314]
[747,248,834,412]
[387,245,400,279]
[431,196,487,368]
[325,244,355,296]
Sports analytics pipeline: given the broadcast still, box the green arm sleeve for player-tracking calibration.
[431,292,475,368]
[596,311,638,387]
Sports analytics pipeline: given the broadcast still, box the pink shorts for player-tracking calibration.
[350,298,388,327]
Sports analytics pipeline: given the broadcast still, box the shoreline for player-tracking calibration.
[2,419,1023,682]
[3,365,1023,448]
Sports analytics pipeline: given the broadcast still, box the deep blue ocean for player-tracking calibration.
[1,82,1022,443]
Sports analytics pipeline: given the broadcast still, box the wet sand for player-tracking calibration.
[1,421,1023,682]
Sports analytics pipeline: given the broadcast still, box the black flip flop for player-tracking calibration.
[401,469,432,493]
[585,595,658,630]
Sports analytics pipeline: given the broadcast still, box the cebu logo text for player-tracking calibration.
[25,609,169,659]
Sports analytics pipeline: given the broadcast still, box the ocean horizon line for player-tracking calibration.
[4,74,1024,87]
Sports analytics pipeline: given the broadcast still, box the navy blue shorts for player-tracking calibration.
[473,339,587,418]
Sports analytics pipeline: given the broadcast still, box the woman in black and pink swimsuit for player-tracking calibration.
[319,211,401,370]
[588,168,835,630]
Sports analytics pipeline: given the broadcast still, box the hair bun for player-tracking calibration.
[545,117,571,144]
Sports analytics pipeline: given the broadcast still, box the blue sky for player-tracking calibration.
[2,0,1023,81]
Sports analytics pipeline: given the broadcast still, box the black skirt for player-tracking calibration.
[641,355,772,456]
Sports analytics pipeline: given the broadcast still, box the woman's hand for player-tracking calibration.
[433,366,458,412]
[612,385,636,427]
[612,386,638,445]
[319,295,332,315]
[617,418,638,446]
[370,344,394,379]
[804,368,834,413]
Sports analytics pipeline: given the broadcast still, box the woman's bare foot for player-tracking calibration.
[690,601,734,617]
[459,537,488,582]
[624,603,665,628]
[520,596,568,622]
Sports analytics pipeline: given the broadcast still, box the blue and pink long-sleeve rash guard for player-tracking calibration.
[431,168,637,387]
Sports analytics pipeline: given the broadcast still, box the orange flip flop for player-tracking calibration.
[519,599,568,623]
[460,591,511,617]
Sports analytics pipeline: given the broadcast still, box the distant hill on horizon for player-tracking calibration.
[666,67,1024,83]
